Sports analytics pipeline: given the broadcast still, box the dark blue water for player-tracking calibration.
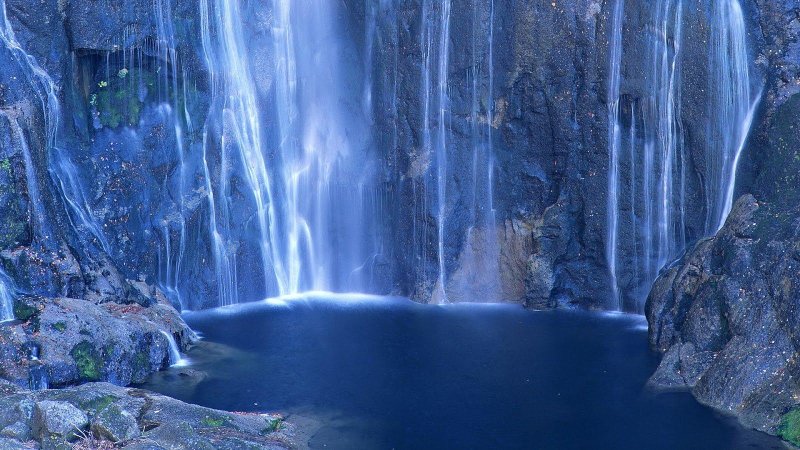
[143,294,781,449]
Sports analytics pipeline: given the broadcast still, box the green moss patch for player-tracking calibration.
[779,408,800,446]
[82,394,118,415]
[263,417,282,433]
[70,341,103,381]
[201,416,228,428]
[13,299,39,322]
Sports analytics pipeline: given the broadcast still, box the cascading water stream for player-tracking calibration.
[452,0,502,302]
[199,0,238,307]
[612,0,687,312]
[708,0,761,232]
[199,0,380,305]
[159,330,190,367]
[0,270,14,322]
[651,0,685,275]
[210,0,279,298]
[606,0,760,312]
[1,0,109,254]
[606,0,625,310]
[604,0,686,312]
[435,0,452,303]
[420,0,453,303]
[155,0,188,309]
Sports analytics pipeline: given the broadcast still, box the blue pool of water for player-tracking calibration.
[142,294,782,449]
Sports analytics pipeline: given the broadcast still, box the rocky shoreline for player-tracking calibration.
[0,289,311,449]
[0,380,305,449]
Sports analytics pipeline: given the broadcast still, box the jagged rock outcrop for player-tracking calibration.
[647,194,800,438]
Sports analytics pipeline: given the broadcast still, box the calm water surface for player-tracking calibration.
[142,294,782,449]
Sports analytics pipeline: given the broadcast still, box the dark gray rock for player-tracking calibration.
[0,437,30,450]
[91,403,140,442]
[32,400,88,441]
[0,421,31,442]
[646,193,800,436]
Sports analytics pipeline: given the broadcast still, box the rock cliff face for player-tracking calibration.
[647,194,800,435]
[0,0,784,311]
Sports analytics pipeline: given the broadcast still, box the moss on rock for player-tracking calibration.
[779,409,800,447]
[70,342,102,381]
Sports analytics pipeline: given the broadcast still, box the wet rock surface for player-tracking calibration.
[646,194,800,437]
[0,292,194,390]
[0,382,303,449]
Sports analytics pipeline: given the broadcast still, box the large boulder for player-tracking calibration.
[0,294,195,389]
[32,400,89,442]
[646,194,800,437]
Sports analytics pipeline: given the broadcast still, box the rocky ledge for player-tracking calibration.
[646,194,800,444]
[0,381,302,449]
[0,288,194,389]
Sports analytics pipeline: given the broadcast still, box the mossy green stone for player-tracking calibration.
[70,341,102,381]
[779,409,800,447]
[200,416,227,428]
[13,300,38,322]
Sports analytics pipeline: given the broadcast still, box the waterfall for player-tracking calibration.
[708,0,761,232]
[0,270,14,322]
[606,0,625,310]
[420,0,452,303]
[448,0,502,302]
[8,119,50,239]
[155,0,188,309]
[604,0,686,312]
[605,0,761,312]
[199,0,380,304]
[435,0,452,303]
[1,0,110,258]
[201,0,280,301]
[199,0,238,306]
[271,0,379,294]
[650,0,685,276]
[159,330,189,367]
